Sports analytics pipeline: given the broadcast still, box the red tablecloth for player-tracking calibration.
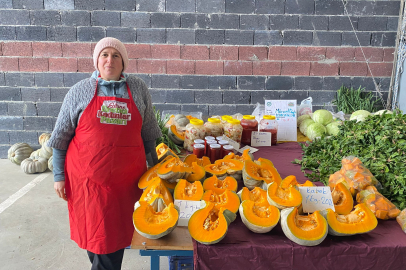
[193,142,406,270]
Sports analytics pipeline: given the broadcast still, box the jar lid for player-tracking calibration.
[222,115,232,120]
[210,143,221,149]
[205,136,215,141]
[243,115,255,120]
[218,140,229,145]
[227,119,240,124]
[263,115,276,120]
[193,143,205,149]
[208,118,221,124]
[223,145,234,150]
[206,140,217,144]
[194,139,205,144]
[190,119,204,125]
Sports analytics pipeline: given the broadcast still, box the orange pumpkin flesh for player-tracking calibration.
[186,162,206,182]
[140,177,174,206]
[156,142,178,162]
[239,200,280,233]
[173,179,204,201]
[356,186,400,219]
[183,154,211,167]
[203,175,238,194]
[238,187,269,206]
[331,182,353,215]
[202,189,240,214]
[267,181,302,209]
[138,156,174,189]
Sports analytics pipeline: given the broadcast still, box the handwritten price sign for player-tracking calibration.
[298,186,335,213]
[174,200,201,226]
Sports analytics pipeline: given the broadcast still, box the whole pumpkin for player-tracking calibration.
[21,157,48,174]
[8,143,33,165]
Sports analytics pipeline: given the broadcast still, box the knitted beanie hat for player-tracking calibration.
[93,37,129,72]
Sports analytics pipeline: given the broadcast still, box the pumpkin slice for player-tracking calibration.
[184,154,211,167]
[186,162,206,182]
[173,179,204,201]
[267,182,302,210]
[331,182,353,215]
[323,203,377,236]
[203,175,238,194]
[156,142,178,162]
[138,156,174,189]
[256,158,282,185]
[133,198,179,239]
[168,125,185,145]
[140,177,174,206]
[157,156,193,183]
[281,207,328,246]
[243,159,282,190]
[279,175,299,189]
[297,180,315,187]
[202,189,240,214]
[239,200,280,233]
[237,187,269,207]
[188,201,236,245]
[223,149,254,162]
[356,186,400,220]
[204,159,243,179]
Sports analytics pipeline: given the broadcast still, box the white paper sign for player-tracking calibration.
[216,135,240,151]
[238,145,259,154]
[251,131,272,147]
[299,186,335,213]
[174,200,201,226]
[264,100,297,141]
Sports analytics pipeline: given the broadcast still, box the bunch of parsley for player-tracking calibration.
[294,110,406,209]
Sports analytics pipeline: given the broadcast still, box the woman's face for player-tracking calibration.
[97,47,123,81]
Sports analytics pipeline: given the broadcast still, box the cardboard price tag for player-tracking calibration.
[238,145,258,154]
[174,200,201,226]
[251,131,272,147]
[298,186,335,213]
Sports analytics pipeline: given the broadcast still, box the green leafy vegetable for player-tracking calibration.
[350,110,371,122]
[293,110,406,209]
[333,85,383,114]
[154,107,182,154]
[325,121,342,136]
[306,123,327,141]
[312,109,333,126]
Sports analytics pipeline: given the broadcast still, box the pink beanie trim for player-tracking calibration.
[93,37,129,72]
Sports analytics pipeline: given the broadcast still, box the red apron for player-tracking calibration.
[64,79,146,254]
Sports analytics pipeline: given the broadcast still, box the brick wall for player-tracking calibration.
[0,0,400,157]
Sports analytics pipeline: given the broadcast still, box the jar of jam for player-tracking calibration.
[259,115,278,145]
[240,115,258,146]
[206,140,217,157]
[184,119,205,152]
[209,143,221,163]
[204,118,223,137]
[193,139,205,148]
[218,139,229,150]
[193,143,205,158]
[222,145,234,158]
[223,119,243,143]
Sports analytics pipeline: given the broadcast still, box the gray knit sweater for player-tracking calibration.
[48,74,162,150]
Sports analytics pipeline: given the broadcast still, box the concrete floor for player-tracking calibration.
[0,159,169,270]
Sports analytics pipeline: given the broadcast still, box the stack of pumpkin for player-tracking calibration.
[7,133,54,174]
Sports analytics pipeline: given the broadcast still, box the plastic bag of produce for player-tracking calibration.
[396,209,406,233]
[329,156,381,196]
[251,102,266,122]
[356,186,401,220]
[297,97,313,116]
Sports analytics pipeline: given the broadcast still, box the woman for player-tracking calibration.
[47,37,162,270]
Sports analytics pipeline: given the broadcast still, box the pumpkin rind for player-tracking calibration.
[38,133,51,146]
[188,201,236,245]
[8,143,33,165]
[239,200,280,233]
[156,143,179,162]
[204,159,243,179]
[203,175,238,194]
[186,162,206,182]
[140,177,174,206]
[281,207,328,246]
[133,199,179,239]
[39,145,53,159]
[157,156,192,183]
[21,157,48,174]
[138,156,174,190]
[168,125,185,145]
[201,189,240,214]
[267,182,302,210]
[29,149,41,159]
[173,179,204,201]
[243,159,282,190]
[48,156,53,172]
[331,182,354,215]
[323,203,377,236]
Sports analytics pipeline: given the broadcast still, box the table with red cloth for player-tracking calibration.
[193,142,406,270]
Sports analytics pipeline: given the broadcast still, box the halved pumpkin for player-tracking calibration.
[203,175,238,194]
[242,159,282,190]
[138,156,174,189]
[204,159,243,179]
[139,177,174,206]
[237,187,268,206]
[188,201,236,245]
[322,203,378,236]
[168,125,185,145]
[281,207,328,246]
[157,156,193,183]
[133,198,179,239]
[223,149,254,162]
[201,189,240,214]
[267,182,302,210]
[173,179,204,201]
[183,154,211,167]
[156,143,179,162]
[239,200,280,233]
[356,186,400,220]
[331,182,353,215]
[186,162,206,182]
[279,175,299,189]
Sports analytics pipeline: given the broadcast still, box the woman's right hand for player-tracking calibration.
[54,181,67,201]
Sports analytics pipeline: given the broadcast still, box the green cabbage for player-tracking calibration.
[297,114,311,127]
[299,119,315,136]
[350,110,371,122]
[374,110,393,116]
[325,121,342,136]
[312,109,333,126]
[307,123,327,141]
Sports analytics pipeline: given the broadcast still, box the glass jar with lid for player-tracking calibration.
[193,143,205,158]
[209,143,221,163]
[221,115,232,125]
[259,115,278,145]
[223,119,243,143]
[184,119,205,152]
[204,118,223,137]
[240,115,258,146]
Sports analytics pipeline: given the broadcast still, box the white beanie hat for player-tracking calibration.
[93,37,129,72]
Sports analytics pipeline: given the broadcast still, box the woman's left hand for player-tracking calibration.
[54,181,67,201]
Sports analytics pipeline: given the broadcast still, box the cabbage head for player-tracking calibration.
[307,123,327,141]
[299,119,315,136]
[350,110,371,122]
[374,110,393,116]
[297,114,311,127]
[325,121,342,136]
[312,109,333,126]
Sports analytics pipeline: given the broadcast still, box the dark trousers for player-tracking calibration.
[87,248,125,270]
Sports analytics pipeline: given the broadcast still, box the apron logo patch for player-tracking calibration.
[97,100,131,125]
